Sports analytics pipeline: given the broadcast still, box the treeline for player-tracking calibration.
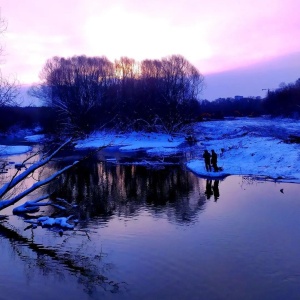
[200,97,263,119]
[1,62,298,134]
[31,54,204,134]
[0,106,55,132]
[200,78,300,119]
[263,79,300,117]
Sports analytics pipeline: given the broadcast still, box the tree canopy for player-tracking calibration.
[263,79,300,117]
[35,54,205,134]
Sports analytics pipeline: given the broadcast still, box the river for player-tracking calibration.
[0,151,300,300]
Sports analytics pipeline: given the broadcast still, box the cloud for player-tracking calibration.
[83,5,212,62]
[1,0,299,96]
[1,32,75,82]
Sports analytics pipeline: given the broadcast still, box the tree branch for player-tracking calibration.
[0,160,78,211]
[0,138,72,199]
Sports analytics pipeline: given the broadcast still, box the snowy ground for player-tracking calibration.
[75,117,300,183]
[75,131,184,155]
[3,116,299,183]
[188,117,300,182]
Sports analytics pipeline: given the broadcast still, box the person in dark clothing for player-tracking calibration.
[211,149,218,172]
[203,150,211,172]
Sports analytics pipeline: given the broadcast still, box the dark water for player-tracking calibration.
[0,153,300,300]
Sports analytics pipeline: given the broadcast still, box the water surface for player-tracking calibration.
[0,157,300,300]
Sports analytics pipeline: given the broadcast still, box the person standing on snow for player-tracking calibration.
[203,150,211,172]
[211,149,218,171]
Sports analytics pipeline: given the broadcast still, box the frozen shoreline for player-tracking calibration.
[14,117,299,183]
[75,117,300,183]
[186,117,300,183]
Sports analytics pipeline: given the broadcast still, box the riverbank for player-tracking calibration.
[187,117,300,183]
[75,117,300,183]
[3,116,299,183]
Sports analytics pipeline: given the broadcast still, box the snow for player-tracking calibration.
[3,117,299,183]
[187,117,300,183]
[25,216,75,229]
[75,117,300,183]
[1,116,299,235]
[0,145,32,156]
[75,131,184,153]
[24,134,45,142]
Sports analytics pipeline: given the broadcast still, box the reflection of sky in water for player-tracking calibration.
[1,160,300,299]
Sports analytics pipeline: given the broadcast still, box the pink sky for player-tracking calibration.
[1,0,300,100]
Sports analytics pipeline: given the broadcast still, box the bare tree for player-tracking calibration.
[137,55,205,133]
[33,53,204,134]
[0,10,18,106]
[0,71,18,106]
[35,55,115,134]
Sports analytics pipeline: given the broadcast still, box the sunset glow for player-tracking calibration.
[1,0,300,99]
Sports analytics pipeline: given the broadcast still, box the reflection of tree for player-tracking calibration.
[0,221,124,294]
[47,157,207,225]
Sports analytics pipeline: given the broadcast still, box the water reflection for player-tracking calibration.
[213,180,220,201]
[204,179,220,201]
[46,157,209,225]
[2,149,300,300]
[0,220,125,296]
[0,156,212,298]
[205,179,213,199]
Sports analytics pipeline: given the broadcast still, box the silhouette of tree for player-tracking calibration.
[37,55,115,134]
[263,79,300,117]
[34,54,204,134]
[0,11,18,107]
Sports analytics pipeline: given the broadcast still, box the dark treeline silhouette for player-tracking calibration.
[0,106,55,132]
[263,78,300,117]
[30,54,205,134]
[200,78,300,119]
[1,65,299,135]
[200,97,264,119]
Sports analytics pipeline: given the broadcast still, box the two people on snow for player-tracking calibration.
[203,149,219,172]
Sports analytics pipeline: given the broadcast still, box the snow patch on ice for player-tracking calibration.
[75,131,184,154]
[24,134,45,142]
[0,145,32,156]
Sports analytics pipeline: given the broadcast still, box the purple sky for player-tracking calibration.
[1,0,300,100]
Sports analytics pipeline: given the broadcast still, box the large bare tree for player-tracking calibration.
[33,53,205,134]
[36,55,115,134]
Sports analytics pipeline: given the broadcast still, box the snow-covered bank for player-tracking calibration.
[187,117,300,183]
[5,117,296,183]
[75,131,184,154]
[75,117,300,183]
